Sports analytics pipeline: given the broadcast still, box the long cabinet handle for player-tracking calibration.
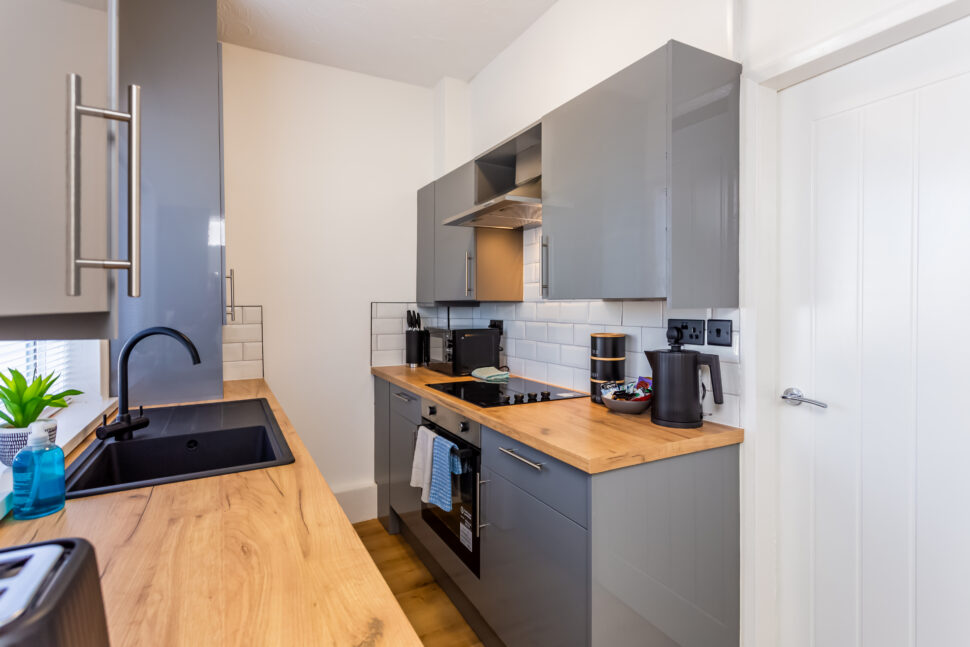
[68,73,141,297]
[541,237,550,296]
[476,473,489,536]
[393,392,413,403]
[464,251,473,296]
[226,268,236,322]
[498,446,544,472]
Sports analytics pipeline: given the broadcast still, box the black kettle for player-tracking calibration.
[644,328,724,428]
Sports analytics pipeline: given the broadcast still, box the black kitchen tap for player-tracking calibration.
[96,327,201,441]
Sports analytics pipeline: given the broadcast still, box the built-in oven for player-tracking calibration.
[420,399,483,577]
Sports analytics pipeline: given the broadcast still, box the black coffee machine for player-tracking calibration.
[644,328,724,428]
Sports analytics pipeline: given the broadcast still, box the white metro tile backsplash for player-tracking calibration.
[223,306,264,381]
[369,223,743,426]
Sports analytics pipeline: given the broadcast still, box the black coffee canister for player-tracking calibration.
[590,357,624,381]
[591,332,625,358]
[590,333,626,402]
[405,329,428,367]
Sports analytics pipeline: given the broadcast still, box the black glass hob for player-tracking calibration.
[427,377,587,407]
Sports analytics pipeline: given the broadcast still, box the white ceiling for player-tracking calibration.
[216,0,558,87]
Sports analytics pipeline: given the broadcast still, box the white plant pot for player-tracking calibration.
[0,418,57,467]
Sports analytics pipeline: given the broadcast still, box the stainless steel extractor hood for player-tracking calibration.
[442,180,542,229]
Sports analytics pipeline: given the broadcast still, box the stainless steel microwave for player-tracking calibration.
[427,327,500,376]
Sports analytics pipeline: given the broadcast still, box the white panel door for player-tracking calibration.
[777,15,970,647]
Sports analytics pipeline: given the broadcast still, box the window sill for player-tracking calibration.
[0,395,117,518]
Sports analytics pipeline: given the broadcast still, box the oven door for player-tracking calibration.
[420,422,481,577]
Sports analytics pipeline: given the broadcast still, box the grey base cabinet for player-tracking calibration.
[388,386,422,526]
[372,414,739,647]
[374,378,392,532]
[478,426,738,647]
[480,469,588,647]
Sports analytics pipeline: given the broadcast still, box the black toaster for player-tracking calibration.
[0,538,110,647]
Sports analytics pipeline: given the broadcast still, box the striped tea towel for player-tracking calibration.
[428,435,462,511]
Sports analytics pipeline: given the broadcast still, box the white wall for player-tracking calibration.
[467,0,735,153]
[221,43,434,521]
[433,77,472,176]
[741,0,955,72]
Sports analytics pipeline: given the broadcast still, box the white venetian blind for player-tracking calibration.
[0,340,84,392]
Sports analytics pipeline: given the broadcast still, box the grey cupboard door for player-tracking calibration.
[0,0,112,321]
[434,163,477,302]
[541,47,668,301]
[416,182,435,305]
[667,42,741,308]
[480,469,589,647]
[374,378,392,531]
[389,411,422,525]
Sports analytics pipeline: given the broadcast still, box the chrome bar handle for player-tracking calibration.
[781,387,828,408]
[392,392,413,403]
[226,268,236,322]
[67,73,142,297]
[541,236,549,296]
[464,251,473,296]
[476,473,490,536]
[498,446,544,471]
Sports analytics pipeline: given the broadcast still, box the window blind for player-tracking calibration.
[0,340,82,390]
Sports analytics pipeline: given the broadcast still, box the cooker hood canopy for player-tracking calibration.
[442,179,542,229]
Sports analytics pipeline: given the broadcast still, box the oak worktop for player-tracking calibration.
[372,365,743,474]
[0,380,421,647]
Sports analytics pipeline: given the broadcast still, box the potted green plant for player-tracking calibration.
[0,370,82,466]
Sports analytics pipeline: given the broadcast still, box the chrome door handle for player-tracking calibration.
[393,392,413,403]
[464,251,473,296]
[541,237,549,295]
[225,268,236,322]
[476,474,489,536]
[781,387,828,408]
[67,73,142,297]
[498,447,543,471]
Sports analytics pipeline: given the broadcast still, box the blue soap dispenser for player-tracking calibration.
[12,421,65,520]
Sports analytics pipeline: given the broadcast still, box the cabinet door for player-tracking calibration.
[480,470,588,647]
[373,378,392,531]
[389,411,422,525]
[541,47,668,300]
[434,163,477,301]
[1,0,111,319]
[416,182,436,305]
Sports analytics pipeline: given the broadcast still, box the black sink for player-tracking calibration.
[65,398,294,499]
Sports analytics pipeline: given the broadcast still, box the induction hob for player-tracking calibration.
[427,377,587,407]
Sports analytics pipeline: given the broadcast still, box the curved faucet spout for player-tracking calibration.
[117,326,201,418]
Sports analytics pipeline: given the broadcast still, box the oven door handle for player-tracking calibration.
[476,473,489,537]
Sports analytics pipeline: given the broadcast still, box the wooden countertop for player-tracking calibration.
[0,380,421,647]
[372,365,743,474]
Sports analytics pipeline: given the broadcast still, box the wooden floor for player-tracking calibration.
[354,519,484,647]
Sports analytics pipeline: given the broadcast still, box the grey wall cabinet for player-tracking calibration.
[388,387,422,525]
[0,0,115,338]
[374,378,392,532]
[416,183,436,305]
[433,163,477,302]
[541,40,740,307]
[480,468,589,647]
